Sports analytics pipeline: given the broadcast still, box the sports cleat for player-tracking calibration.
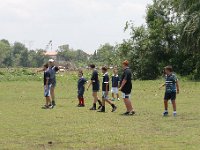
[52,101,56,107]
[111,106,117,112]
[163,111,169,116]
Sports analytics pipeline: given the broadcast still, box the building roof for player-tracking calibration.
[45,51,58,56]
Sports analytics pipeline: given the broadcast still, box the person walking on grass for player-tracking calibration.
[77,70,87,107]
[42,63,53,109]
[87,64,102,110]
[119,60,135,115]
[98,67,117,113]
[159,66,179,117]
[48,59,59,108]
[111,68,120,101]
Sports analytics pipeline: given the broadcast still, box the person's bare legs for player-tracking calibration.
[92,92,98,104]
[171,100,177,116]
[112,93,115,99]
[50,87,55,105]
[123,98,133,112]
[164,100,168,111]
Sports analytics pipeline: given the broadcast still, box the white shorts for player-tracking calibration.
[122,92,131,99]
[111,87,119,94]
[102,91,109,100]
[44,85,51,97]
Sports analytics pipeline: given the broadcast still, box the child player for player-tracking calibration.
[87,64,102,110]
[42,63,53,109]
[160,66,179,117]
[98,67,117,112]
[111,68,120,101]
[77,70,87,107]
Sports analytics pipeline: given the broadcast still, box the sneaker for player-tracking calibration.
[81,104,85,107]
[163,111,168,116]
[122,112,130,115]
[117,98,120,101]
[48,105,54,109]
[173,112,177,117]
[129,111,136,115]
[98,109,105,112]
[111,106,117,112]
[77,104,82,107]
[42,105,49,109]
[98,105,102,110]
[90,107,96,110]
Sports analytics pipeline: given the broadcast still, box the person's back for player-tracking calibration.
[121,68,132,94]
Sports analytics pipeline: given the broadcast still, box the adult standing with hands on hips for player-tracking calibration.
[119,60,135,115]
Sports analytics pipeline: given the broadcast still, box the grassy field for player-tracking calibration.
[0,71,200,150]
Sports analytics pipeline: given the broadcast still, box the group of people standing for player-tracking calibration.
[42,59,179,117]
[78,60,135,115]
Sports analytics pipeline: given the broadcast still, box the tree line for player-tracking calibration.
[1,0,200,80]
[90,0,200,80]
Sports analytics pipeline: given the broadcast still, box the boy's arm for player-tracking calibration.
[87,81,92,90]
[159,83,165,90]
[176,80,180,94]
[36,68,44,73]
[45,78,49,88]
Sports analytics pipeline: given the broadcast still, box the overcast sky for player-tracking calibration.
[0,0,152,53]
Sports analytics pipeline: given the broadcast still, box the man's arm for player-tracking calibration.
[119,79,127,91]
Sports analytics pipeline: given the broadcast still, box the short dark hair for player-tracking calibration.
[78,69,83,75]
[90,64,95,69]
[102,66,107,71]
[43,63,49,69]
[165,66,173,72]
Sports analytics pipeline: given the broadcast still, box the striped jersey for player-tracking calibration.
[165,73,178,93]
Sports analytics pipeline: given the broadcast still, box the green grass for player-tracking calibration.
[0,71,200,150]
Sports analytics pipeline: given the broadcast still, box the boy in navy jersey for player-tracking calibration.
[160,66,179,116]
[42,63,53,109]
[77,70,87,107]
[111,68,120,101]
[98,67,117,112]
[87,64,102,110]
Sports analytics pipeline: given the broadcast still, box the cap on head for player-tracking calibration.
[122,60,129,66]
[49,59,55,63]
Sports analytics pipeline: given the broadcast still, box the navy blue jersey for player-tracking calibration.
[91,70,99,86]
[112,75,120,87]
[120,68,132,94]
[102,73,109,91]
[165,73,178,93]
[49,66,59,84]
[78,77,87,91]
[44,70,51,85]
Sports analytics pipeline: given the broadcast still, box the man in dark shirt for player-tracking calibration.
[87,64,102,110]
[119,60,135,115]
[43,63,53,109]
[98,67,117,112]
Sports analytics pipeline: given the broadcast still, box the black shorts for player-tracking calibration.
[164,92,176,101]
[78,90,84,98]
[92,84,100,92]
